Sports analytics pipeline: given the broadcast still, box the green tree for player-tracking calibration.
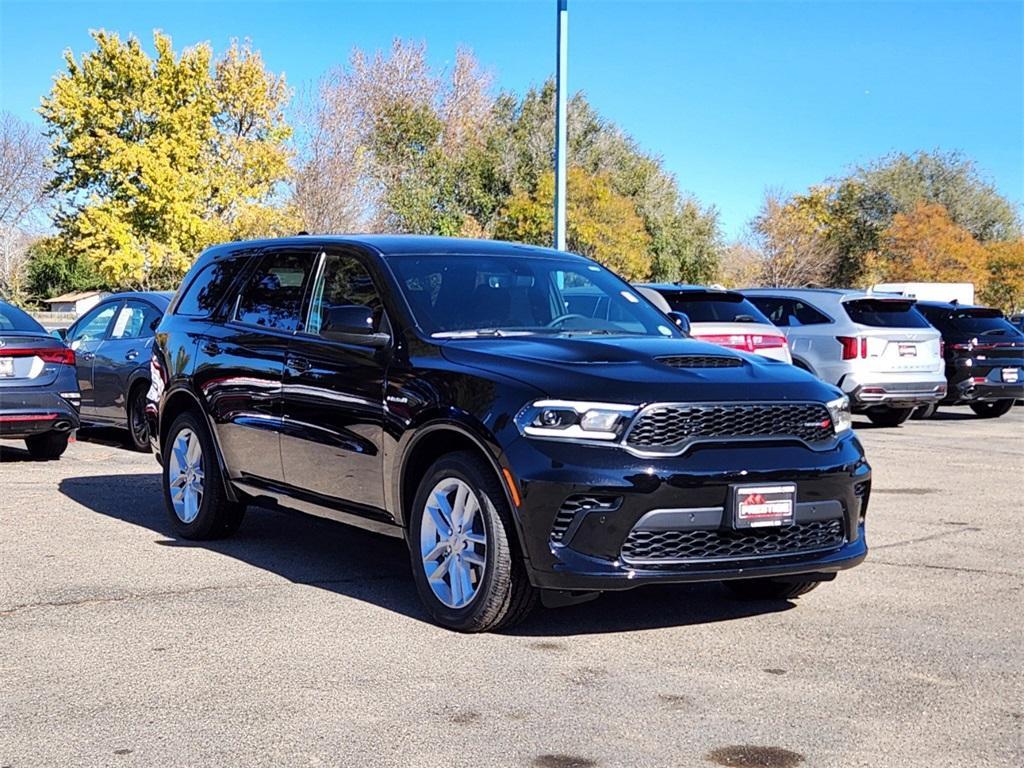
[40,31,297,289]
[23,237,104,303]
[495,167,652,280]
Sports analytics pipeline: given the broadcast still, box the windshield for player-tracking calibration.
[387,254,681,338]
[661,291,771,324]
[0,302,45,333]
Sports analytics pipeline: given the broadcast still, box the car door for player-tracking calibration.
[65,301,120,417]
[92,299,162,424]
[198,248,317,486]
[280,248,389,512]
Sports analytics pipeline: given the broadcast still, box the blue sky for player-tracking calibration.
[1,0,1021,238]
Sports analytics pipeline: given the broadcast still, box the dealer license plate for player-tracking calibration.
[0,357,13,377]
[733,484,796,529]
[898,343,917,357]
[1002,367,1019,383]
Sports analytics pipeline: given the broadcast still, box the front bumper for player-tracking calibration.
[0,389,80,438]
[504,433,870,592]
[840,372,947,409]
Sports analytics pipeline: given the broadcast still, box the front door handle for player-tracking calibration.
[286,356,311,373]
[202,341,221,356]
[125,349,138,361]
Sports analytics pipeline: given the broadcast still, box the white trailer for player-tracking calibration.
[872,282,975,304]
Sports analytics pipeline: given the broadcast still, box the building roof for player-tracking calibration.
[45,290,106,304]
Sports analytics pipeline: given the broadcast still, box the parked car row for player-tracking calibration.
[1,235,1020,633]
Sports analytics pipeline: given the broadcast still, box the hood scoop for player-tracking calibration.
[656,354,745,369]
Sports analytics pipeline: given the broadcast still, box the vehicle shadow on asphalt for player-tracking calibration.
[59,473,795,636]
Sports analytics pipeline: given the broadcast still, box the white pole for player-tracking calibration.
[554,0,568,251]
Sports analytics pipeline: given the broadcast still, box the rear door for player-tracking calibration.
[197,247,317,485]
[842,298,941,374]
[92,299,163,423]
[65,301,120,416]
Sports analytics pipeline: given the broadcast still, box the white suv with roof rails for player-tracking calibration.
[743,288,946,426]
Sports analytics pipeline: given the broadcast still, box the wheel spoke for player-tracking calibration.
[461,549,485,568]
[460,495,479,533]
[422,539,447,564]
[456,558,474,600]
[426,502,452,537]
[450,559,465,604]
[452,483,469,529]
[432,491,455,530]
[170,473,187,489]
[185,433,201,464]
[429,553,453,582]
[464,532,486,546]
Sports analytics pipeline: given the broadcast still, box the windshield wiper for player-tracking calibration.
[432,329,534,339]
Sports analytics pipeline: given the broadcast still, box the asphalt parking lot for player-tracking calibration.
[1,408,1022,768]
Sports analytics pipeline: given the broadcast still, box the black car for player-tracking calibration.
[149,236,870,632]
[916,301,1024,417]
[58,291,172,450]
[0,300,80,459]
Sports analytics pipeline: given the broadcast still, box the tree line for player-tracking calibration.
[0,31,1021,312]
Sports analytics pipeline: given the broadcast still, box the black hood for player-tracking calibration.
[438,336,840,404]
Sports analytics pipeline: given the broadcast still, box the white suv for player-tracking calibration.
[743,289,946,426]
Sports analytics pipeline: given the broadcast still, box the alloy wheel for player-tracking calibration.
[419,478,488,609]
[168,428,205,524]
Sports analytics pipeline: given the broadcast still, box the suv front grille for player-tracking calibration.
[656,355,744,369]
[625,402,834,453]
[621,519,845,564]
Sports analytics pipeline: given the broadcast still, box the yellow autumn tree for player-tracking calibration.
[869,202,990,287]
[494,167,652,280]
[40,31,298,289]
[982,239,1024,312]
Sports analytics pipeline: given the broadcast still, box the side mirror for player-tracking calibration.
[52,328,68,341]
[668,311,691,336]
[320,305,390,348]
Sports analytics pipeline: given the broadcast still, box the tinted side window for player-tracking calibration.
[68,303,118,343]
[748,297,788,326]
[176,258,247,318]
[109,301,160,340]
[234,251,314,332]
[791,300,831,326]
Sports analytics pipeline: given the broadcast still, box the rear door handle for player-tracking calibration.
[79,352,95,361]
[202,341,221,356]
[125,349,138,361]
[286,356,311,373]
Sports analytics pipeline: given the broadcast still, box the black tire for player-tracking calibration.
[866,406,914,427]
[408,451,537,632]
[724,578,821,601]
[125,383,151,452]
[24,431,69,460]
[162,411,246,540]
[911,403,938,420]
[969,400,1014,418]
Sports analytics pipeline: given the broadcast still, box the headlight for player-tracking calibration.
[515,400,638,442]
[826,395,852,435]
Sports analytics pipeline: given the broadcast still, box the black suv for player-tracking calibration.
[916,301,1024,418]
[150,236,870,631]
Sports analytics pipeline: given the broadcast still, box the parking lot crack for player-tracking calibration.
[872,526,981,550]
[0,574,404,617]
[866,559,1022,578]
